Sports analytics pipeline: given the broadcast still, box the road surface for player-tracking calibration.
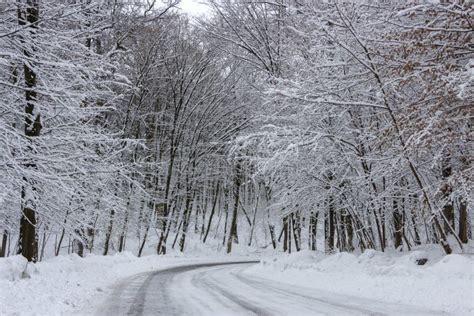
[97,261,444,315]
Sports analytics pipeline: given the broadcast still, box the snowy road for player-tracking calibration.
[97,261,445,316]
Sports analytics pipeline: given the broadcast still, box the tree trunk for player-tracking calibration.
[325,197,335,254]
[336,212,344,251]
[56,227,66,256]
[103,209,115,256]
[309,212,318,251]
[291,212,301,252]
[410,204,422,246]
[18,0,41,263]
[268,223,277,249]
[87,215,98,253]
[119,183,133,252]
[458,198,468,243]
[194,203,200,234]
[39,228,49,261]
[393,198,403,250]
[203,182,220,243]
[179,187,195,252]
[138,226,149,257]
[442,201,455,235]
[372,206,385,252]
[288,215,293,253]
[73,229,84,258]
[248,186,260,247]
[441,164,455,234]
[156,142,177,255]
[222,189,229,246]
[172,219,183,249]
[343,211,354,252]
[0,230,8,257]
[226,163,241,253]
[19,195,38,262]
[282,216,289,252]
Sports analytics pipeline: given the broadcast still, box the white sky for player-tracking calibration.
[178,0,209,17]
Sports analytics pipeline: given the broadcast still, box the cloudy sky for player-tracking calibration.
[178,0,209,16]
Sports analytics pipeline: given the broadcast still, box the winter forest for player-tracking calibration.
[0,0,473,315]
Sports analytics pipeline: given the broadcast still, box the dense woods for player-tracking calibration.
[0,0,471,262]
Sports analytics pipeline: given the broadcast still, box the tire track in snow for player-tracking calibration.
[98,260,447,316]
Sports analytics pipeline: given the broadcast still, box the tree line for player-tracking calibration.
[0,0,471,262]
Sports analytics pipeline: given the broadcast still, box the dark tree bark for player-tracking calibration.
[119,183,134,252]
[410,202,422,246]
[309,212,318,251]
[17,0,41,263]
[441,164,455,233]
[73,228,84,258]
[248,185,260,247]
[282,216,289,252]
[222,188,229,246]
[442,201,455,233]
[393,198,404,250]
[203,182,220,243]
[336,212,345,251]
[291,212,301,252]
[0,230,8,257]
[179,186,195,252]
[226,163,241,253]
[288,215,292,253]
[458,198,468,243]
[86,215,98,253]
[268,223,277,249]
[138,226,149,258]
[156,135,178,255]
[343,211,354,252]
[325,197,335,254]
[56,227,66,256]
[103,209,115,256]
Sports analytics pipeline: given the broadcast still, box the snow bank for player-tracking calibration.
[245,248,474,315]
[0,256,28,281]
[0,252,257,315]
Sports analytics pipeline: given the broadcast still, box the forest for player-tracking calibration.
[0,0,472,264]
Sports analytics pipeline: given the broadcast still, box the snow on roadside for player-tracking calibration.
[0,252,257,316]
[244,248,474,315]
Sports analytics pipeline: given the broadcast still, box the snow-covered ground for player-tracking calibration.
[0,253,219,315]
[0,239,261,315]
[99,261,444,315]
[244,247,474,315]
[1,243,473,315]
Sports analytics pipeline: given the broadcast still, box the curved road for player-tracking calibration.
[97,261,443,316]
